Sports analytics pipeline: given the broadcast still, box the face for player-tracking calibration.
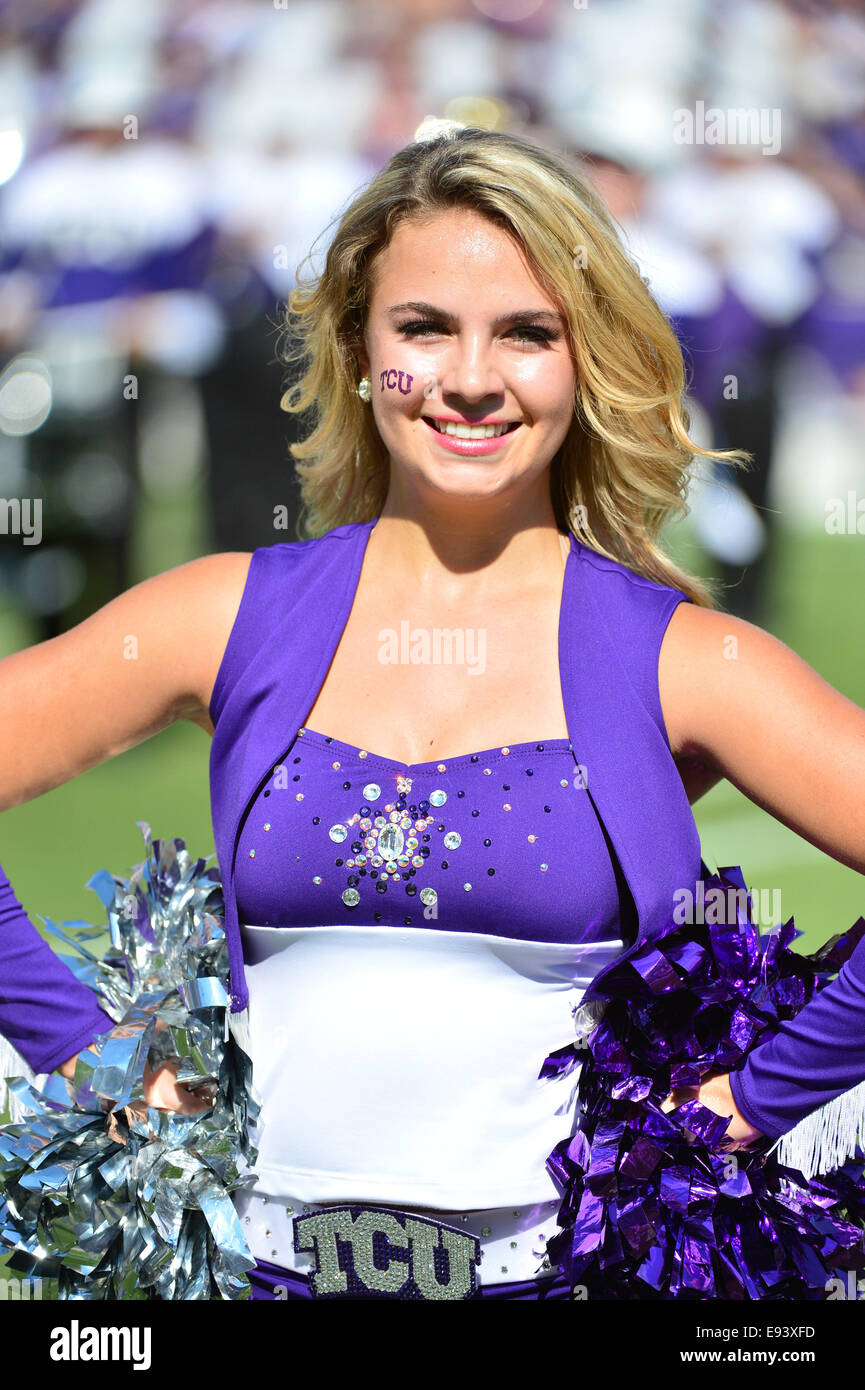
[356,207,577,515]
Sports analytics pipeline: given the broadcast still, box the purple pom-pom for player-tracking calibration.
[544,864,865,1300]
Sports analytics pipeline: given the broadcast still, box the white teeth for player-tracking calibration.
[427,419,516,439]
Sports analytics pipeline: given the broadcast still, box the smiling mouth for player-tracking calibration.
[421,417,522,440]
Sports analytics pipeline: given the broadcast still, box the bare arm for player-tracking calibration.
[660,604,865,873]
[0,551,252,811]
[672,749,724,805]
[1,553,251,1107]
[659,603,865,1142]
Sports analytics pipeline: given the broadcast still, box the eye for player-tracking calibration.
[395,319,447,337]
[507,326,560,346]
[395,319,560,347]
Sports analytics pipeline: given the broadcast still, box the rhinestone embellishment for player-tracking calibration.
[378,824,405,861]
[300,734,568,918]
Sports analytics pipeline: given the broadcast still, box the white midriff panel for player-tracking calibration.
[239,923,623,1209]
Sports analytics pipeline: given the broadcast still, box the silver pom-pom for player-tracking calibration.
[0,823,261,1300]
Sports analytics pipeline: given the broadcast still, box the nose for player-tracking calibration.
[437,331,506,407]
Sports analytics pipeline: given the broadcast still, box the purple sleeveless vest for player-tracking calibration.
[209,519,706,1014]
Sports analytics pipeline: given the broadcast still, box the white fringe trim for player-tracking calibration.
[0,1032,41,1125]
[227,1005,251,1057]
[227,1004,263,1111]
[771,1077,865,1180]
[572,997,608,1047]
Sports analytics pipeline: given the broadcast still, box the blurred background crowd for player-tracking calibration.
[0,0,863,940]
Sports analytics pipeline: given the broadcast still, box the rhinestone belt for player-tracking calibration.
[235,1188,561,1299]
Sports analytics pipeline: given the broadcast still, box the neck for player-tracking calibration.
[372,489,568,588]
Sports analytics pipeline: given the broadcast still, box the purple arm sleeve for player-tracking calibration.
[730,934,865,1139]
[0,861,115,1075]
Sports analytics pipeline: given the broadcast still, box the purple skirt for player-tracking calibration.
[248,1256,571,1301]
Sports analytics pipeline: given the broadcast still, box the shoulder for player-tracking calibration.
[113,552,256,731]
[659,602,805,696]
[78,551,257,732]
[162,550,253,607]
[107,552,255,655]
[202,533,353,728]
[574,539,692,620]
[54,550,255,649]
[574,540,697,740]
[658,603,820,759]
[660,603,865,861]
[188,528,357,619]
[234,525,368,582]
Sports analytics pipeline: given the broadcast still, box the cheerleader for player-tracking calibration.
[1,119,865,1301]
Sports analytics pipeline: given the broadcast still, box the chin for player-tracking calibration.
[401,449,523,490]
[416,466,519,503]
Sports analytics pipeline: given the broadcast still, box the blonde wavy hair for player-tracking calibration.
[279,124,750,607]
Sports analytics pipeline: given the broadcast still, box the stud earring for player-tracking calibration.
[356,377,372,402]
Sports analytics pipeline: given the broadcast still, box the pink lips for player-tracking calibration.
[421,416,523,456]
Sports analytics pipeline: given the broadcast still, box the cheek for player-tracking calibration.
[371,359,437,411]
[367,345,575,420]
[510,357,575,420]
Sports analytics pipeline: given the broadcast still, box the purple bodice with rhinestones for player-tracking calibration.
[235,726,635,944]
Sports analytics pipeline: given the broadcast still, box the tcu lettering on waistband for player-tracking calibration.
[293,1205,482,1300]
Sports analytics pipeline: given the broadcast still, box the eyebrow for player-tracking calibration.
[386,301,565,328]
